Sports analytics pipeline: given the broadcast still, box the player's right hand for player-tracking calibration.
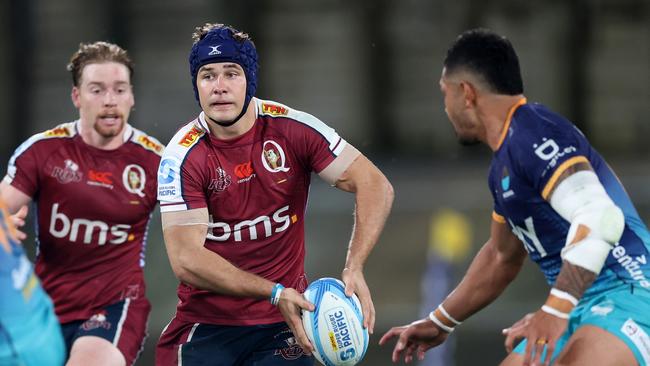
[277,287,316,356]
[10,205,28,241]
[379,317,449,364]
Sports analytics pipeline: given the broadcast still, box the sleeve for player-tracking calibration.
[509,124,590,200]
[487,172,507,224]
[290,110,360,185]
[3,139,43,198]
[157,151,207,213]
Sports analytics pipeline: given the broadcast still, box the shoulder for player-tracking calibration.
[255,98,339,142]
[127,126,165,157]
[162,118,208,162]
[11,121,77,158]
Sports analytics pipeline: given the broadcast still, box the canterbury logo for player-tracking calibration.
[234,162,254,179]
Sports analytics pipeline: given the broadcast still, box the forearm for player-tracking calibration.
[165,225,275,300]
[344,175,394,270]
[443,240,524,321]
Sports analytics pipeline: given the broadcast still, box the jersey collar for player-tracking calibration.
[495,97,527,150]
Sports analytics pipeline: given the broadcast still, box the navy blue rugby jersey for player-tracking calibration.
[489,98,650,295]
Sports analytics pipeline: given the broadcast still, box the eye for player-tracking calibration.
[201,73,214,80]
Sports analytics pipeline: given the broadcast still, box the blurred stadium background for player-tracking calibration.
[1,0,648,364]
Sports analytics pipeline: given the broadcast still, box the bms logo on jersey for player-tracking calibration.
[48,204,132,245]
[532,138,577,177]
[206,205,295,242]
[158,157,181,199]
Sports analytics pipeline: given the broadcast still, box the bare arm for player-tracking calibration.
[162,209,315,353]
[331,153,393,333]
[442,218,527,321]
[0,181,32,214]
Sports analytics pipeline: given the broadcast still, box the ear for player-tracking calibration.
[71,87,81,108]
[460,81,477,108]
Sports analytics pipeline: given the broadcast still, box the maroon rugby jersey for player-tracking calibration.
[158,98,351,325]
[3,121,163,323]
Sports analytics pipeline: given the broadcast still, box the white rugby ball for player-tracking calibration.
[301,278,369,366]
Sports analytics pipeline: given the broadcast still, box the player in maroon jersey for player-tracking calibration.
[1,42,163,366]
[155,23,394,365]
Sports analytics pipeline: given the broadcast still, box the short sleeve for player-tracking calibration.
[3,140,42,198]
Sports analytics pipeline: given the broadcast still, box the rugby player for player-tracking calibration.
[155,23,394,365]
[380,29,650,366]
[1,42,163,366]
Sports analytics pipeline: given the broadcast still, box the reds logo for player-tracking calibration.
[178,126,204,147]
[274,336,304,360]
[81,311,112,331]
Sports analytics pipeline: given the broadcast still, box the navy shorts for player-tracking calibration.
[156,317,314,366]
[62,297,150,365]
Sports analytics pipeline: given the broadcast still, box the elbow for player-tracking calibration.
[376,172,395,206]
[601,204,625,244]
[170,250,197,284]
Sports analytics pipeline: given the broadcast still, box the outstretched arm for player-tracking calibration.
[0,181,33,240]
[379,218,526,363]
[333,153,394,334]
[162,209,316,354]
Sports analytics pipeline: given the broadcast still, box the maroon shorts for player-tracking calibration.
[61,297,151,365]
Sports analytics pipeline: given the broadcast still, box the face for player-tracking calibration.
[72,62,134,139]
[439,68,480,146]
[196,62,247,124]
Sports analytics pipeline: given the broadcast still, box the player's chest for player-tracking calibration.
[489,160,544,219]
[203,140,306,208]
[41,147,152,212]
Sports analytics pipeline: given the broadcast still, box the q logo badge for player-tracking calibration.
[123,164,146,197]
[261,140,290,173]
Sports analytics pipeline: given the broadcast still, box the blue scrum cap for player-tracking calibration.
[189,24,258,111]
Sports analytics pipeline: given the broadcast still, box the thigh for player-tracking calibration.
[66,297,150,365]
[554,325,637,366]
[245,324,313,366]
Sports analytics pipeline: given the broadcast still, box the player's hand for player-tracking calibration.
[277,287,315,355]
[10,205,28,241]
[379,317,449,363]
[342,267,375,334]
[502,310,567,366]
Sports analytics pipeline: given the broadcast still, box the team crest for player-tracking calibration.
[208,167,231,192]
[262,140,290,173]
[273,332,304,360]
[122,164,146,197]
[51,159,82,184]
[81,311,112,331]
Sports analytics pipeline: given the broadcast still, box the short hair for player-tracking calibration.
[444,29,523,95]
[67,42,134,87]
[191,23,253,45]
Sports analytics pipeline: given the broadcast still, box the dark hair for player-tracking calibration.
[444,29,523,95]
[67,41,134,87]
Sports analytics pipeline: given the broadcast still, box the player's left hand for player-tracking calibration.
[502,310,568,366]
[341,267,375,334]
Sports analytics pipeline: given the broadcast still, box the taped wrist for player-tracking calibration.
[428,304,461,333]
[541,288,578,319]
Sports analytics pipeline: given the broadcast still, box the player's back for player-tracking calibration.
[0,199,65,365]
[489,101,650,295]
[4,121,163,323]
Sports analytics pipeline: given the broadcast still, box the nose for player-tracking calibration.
[103,90,117,106]
[212,75,227,94]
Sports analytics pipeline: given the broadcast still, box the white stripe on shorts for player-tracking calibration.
[113,298,131,346]
[178,323,200,366]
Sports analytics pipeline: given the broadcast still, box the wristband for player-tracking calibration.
[270,283,284,306]
[428,304,462,333]
[541,288,577,319]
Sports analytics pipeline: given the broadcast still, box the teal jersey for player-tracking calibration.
[0,204,64,365]
[489,100,650,296]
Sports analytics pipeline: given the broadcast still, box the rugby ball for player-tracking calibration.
[301,278,369,366]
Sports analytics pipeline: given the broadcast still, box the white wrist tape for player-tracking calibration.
[541,305,570,319]
[429,311,455,333]
[549,170,625,274]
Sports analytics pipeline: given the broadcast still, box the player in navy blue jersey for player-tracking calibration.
[380,28,650,366]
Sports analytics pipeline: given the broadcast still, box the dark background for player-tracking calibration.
[1,0,648,364]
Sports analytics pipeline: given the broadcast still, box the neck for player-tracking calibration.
[206,99,256,140]
[78,120,127,150]
[479,94,525,151]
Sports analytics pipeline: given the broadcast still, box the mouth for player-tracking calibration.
[98,113,122,125]
[209,101,235,110]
